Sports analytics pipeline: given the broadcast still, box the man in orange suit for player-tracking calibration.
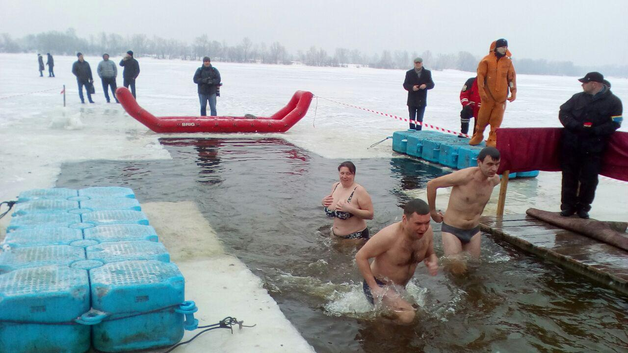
[469,39,517,147]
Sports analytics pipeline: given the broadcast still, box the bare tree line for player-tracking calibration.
[1,29,626,77]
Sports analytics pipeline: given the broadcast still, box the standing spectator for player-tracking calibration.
[37,54,44,77]
[97,53,119,103]
[459,77,481,137]
[72,52,95,104]
[558,72,623,219]
[193,56,221,116]
[469,39,517,147]
[119,50,140,98]
[46,53,55,77]
[402,57,435,130]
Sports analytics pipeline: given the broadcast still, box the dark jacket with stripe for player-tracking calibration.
[559,86,623,154]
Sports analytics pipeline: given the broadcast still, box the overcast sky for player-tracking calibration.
[2,0,627,67]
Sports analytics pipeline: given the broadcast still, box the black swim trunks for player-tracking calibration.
[363,278,387,305]
[441,222,480,244]
[332,227,370,240]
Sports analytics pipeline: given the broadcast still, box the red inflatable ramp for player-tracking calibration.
[116,87,313,133]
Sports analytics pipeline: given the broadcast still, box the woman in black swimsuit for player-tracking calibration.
[322,161,374,239]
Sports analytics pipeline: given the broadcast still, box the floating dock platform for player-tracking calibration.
[392,130,539,178]
[0,187,198,353]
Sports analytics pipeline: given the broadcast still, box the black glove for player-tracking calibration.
[460,105,473,119]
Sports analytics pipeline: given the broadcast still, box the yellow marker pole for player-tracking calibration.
[497,170,509,216]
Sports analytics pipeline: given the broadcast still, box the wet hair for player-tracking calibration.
[477,147,500,162]
[338,161,356,174]
[403,199,430,216]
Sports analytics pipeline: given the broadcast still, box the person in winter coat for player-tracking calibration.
[459,77,481,137]
[71,52,95,104]
[402,57,435,130]
[558,72,622,219]
[37,54,44,77]
[119,50,140,98]
[97,53,119,103]
[193,56,221,116]
[469,39,517,147]
[46,53,55,77]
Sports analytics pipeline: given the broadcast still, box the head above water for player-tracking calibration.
[477,147,501,177]
[402,199,431,237]
[337,161,356,174]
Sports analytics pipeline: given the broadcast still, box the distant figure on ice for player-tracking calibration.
[120,50,140,98]
[355,199,437,325]
[459,77,481,137]
[558,72,623,219]
[427,147,501,274]
[193,56,221,116]
[72,52,95,104]
[469,39,517,147]
[37,54,44,77]
[46,53,55,77]
[97,53,119,103]
[403,57,435,130]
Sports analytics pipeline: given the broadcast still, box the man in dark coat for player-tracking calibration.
[46,53,55,77]
[119,50,140,98]
[558,72,623,218]
[71,52,95,104]
[402,57,435,130]
[193,56,221,116]
[38,54,44,77]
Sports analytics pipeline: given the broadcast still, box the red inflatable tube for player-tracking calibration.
[115,87,313,133]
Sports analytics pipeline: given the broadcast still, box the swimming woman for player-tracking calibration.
[322,161,374,239]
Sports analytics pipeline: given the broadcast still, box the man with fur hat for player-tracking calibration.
[119,50,140,98]
[402,57,435,130]
[558,72,623,219]
[469,39,516,147]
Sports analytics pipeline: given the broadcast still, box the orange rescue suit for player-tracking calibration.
[469,41,517,147]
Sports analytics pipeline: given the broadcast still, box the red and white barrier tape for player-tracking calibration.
[316,95,469,138]
[0,88,61,100]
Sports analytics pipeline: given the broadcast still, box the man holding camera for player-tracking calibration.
[193,56,221,116]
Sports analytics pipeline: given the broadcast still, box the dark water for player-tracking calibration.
[57,138,628,353]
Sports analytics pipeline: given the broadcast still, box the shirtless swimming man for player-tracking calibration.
[355,199,438,325]
[427,147,501,271]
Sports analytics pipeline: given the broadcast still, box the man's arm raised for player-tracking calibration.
[426,169,470,222]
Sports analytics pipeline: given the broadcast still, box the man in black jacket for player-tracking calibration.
[402,57,435,130]
[72,52,95,104]
[46,53,55,77]
[120,50,140,98]
[558,72,623,218]
[193,57,221,116]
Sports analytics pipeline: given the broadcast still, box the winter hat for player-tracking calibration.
[76,52,83,57]
[127,50,134,56]
[495,38,508,48]
[203,56,211,62]
[578,72,604,83]
[102,53,109,58]
[414,57,423,63]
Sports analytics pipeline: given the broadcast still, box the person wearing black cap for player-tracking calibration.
[72,52,95,104]
[97,53,119,103]
[119,50,140,98]
[193,56,221,116]
[558,72,623,219]
[402,57,435,130]
[469,39,516,147]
